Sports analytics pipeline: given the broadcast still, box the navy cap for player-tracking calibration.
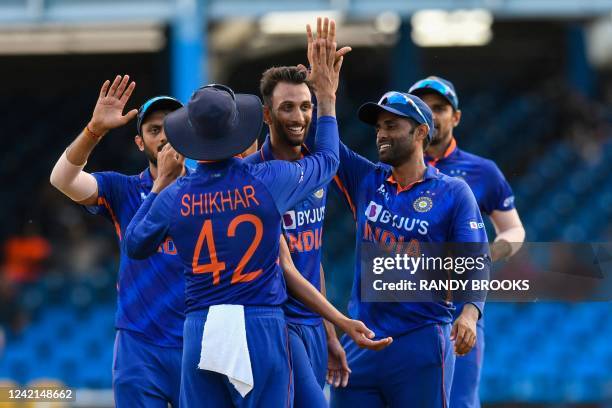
[137,96,183,135]
[163,84,263,161]
[358,91,435,142]
[408,76,459,110]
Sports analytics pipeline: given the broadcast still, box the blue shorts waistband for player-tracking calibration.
[186,305,284,320]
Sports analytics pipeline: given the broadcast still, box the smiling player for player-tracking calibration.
[244,18,355,406]
[409,76,525,408]
[328,90,490,407]
[124,29,390,407]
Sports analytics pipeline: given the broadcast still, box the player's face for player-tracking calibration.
[375,111,424,166]
[265,82,313,147]
[420,93,461,146]
[135,110,171,166]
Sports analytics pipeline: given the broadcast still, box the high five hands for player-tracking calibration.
[88,75,138,138]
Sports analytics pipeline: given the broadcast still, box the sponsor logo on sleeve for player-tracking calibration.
[470,220,485,229]
[503,196,515,208]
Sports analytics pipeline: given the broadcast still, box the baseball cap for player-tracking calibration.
[358,91,435,142]
[408,76,459,110]
[163,84,263,161]
[137,96,183,135]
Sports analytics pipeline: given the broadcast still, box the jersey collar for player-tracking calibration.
[260,135,308,162]
[139,167,154,188]
[425,137,458,166]
[385,165,440,194]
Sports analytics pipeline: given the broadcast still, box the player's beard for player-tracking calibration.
[143,141,166,167]
[428,125,449,147]
[270,110,310,147]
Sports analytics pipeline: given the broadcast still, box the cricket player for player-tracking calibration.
[409,76,525,408]
[326,90,490,407]
[243,18,354,406]
[50,75,185,407]
[124,31,390,408]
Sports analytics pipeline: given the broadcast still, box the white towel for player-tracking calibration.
[198,304,254,397]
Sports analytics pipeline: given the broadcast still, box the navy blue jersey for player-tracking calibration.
[124,116,339,314]
[86,168,185,347]
[426,138,515,215]
[333,143,489,338]
[244,137,327,325]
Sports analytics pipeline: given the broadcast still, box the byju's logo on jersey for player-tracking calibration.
[413,196,433,213]
[365,200,429,235]
[282,207,326,230]
[283,211,297,229]
[365,201,383,222]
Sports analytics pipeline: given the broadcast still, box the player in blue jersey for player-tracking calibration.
[409,76,525,408]
[124,28,391,408]
[50,75,185,407]
[325,89,491,407]
[243,20,353,406]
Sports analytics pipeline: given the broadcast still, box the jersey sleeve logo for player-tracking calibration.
[469,220,485,229]
[413,196,433,213]
[503,195,515,208]
[313,188,325,199]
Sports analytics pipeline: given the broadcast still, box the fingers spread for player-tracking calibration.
[108,75,122,97]
[120,81,136,105]
[99,80,111,99]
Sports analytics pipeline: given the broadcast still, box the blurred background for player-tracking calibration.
[0,0,611,406]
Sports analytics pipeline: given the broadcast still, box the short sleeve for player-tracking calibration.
[481,162,515,214]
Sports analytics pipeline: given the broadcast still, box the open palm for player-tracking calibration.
[90,75,138,135]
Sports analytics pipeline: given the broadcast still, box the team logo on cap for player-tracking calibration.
[313,188,324,199]
[413,196,433,213]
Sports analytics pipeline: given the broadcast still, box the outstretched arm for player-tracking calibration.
[50,75,138,205]
[279,236,392,351]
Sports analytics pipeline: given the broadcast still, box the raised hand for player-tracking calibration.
[303,17,352,96]
[88,75,138,137]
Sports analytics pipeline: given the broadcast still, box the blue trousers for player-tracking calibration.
[112,329,182,408]
[450,324,484,408]
[181,306,293,408]
[288,321,328,408]
[331,323,455,408]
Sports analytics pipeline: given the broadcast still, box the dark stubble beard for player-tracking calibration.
[270,110,310,148]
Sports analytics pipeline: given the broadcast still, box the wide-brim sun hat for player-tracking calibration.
[164,84,263,161]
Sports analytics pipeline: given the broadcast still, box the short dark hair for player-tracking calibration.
[260,66,311,107]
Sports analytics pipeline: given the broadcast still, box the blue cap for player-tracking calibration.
[137,96,183,135]
[358,91,435,142]
[408,76,459,110]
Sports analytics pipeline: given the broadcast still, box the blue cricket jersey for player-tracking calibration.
[333,143,490,338]
[124,116,339,314]
[426,138,515,215]
[244,137,327,325]
[426,138,515,326]
[86,168,185,347]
